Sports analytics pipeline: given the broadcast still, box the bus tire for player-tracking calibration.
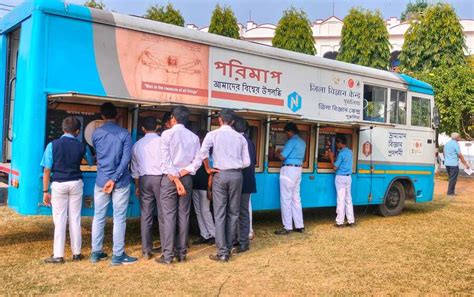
[378,181,406,217]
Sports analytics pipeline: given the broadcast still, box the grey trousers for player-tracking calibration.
[138,175,162,254]
[212,170,243,257]
[238,193,251,249]
[446,166,459,195]
[160,175,193,261]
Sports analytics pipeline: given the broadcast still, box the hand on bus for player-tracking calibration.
[103,180,115,194]
[43,192,51,207]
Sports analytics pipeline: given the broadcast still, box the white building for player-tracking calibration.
[186,16,474,63]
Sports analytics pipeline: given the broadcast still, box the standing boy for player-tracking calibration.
[41,116,87,264]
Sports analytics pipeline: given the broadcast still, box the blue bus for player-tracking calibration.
[0,0,436,217]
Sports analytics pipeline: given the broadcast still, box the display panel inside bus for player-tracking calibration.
[46,103,128,165]
[268,123,311,168]
[317,127,354,170]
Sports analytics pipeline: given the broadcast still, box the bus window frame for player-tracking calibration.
[315,126,358,174]
[363,83,388,123]
[388,88,408,126]
[410,95,432,128]
[267,122,315,173]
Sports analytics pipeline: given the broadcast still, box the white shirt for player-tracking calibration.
[131,133,163,178]
[161,124,200,176]
[186,125,250,173]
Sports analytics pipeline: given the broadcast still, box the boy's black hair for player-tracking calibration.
[100,102,118,119]
[283,122,299,134]
[233,115,248,134]
[219,108,235,124]
[171,106,190,125]
[142,116,158,132]
[335,134,347,145]
[62,116,81,134]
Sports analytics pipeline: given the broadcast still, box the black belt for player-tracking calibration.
[283,164,302,167]
[215,168,242,172]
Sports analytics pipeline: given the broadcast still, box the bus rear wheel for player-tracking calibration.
[378,181,406,217]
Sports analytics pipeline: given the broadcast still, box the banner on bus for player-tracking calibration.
[96,26,364,122]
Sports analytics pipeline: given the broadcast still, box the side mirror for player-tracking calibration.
[433,106,440,129]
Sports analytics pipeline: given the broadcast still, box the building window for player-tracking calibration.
[411,97,431,127]
[363,85,387,123]
[268,123,311,168]
[317,127,353,170]
[389,89,407,125]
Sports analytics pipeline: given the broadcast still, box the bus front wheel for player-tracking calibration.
[378,181,406,217]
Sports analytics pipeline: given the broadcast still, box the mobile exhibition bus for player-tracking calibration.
[0,0,436,217]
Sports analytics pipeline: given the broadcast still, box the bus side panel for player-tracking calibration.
[44,14,105,96]
[0,34,7,160]
[354,175,386,205]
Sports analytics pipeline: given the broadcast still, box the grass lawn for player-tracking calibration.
[1,177,473,295]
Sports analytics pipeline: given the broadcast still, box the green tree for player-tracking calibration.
[272,7,315,55]
[337,8,390,69]
[416,65,474,139]
[400,0,428,21]
[84,0,105,10]
[144,3,185,27]
[208,5,240,39]
[400,4,466,72]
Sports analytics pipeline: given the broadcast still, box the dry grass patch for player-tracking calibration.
[1,177,473,295]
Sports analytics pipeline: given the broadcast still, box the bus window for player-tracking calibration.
[363,84,387,123]
[411,97,431,127]
[46,103,129,166]
[137,110,203,139]
[268,123,311,168]
[390,89,407,125]
[317,127,353,171]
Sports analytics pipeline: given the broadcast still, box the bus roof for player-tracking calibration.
[0,0,434,96]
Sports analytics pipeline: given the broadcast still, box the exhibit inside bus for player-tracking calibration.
[0,1,436,217]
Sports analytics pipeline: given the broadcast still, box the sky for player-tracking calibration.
[1,0,473,27]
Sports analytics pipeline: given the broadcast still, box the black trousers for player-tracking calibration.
[446,166,459,195]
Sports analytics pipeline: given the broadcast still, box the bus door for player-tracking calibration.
[315,126,357,205]
[2,28,20,163]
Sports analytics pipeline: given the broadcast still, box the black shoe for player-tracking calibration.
[334,223,345,228]
[44,256,65,264]
[209,254,229,262]
[155,255,172,265]
[235,246,249,254]
[346,223,356,228]
[72,254,84,261]
[193,237,208,245]
[177,255,186,263]
[206,237,215,245]
[143,252,153,260]
[274,228,291,235]
[152,246,162,253]
[294,228,305,233]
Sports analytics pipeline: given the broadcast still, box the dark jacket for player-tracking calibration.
[51,137,85,182]
[242,134,257,194]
